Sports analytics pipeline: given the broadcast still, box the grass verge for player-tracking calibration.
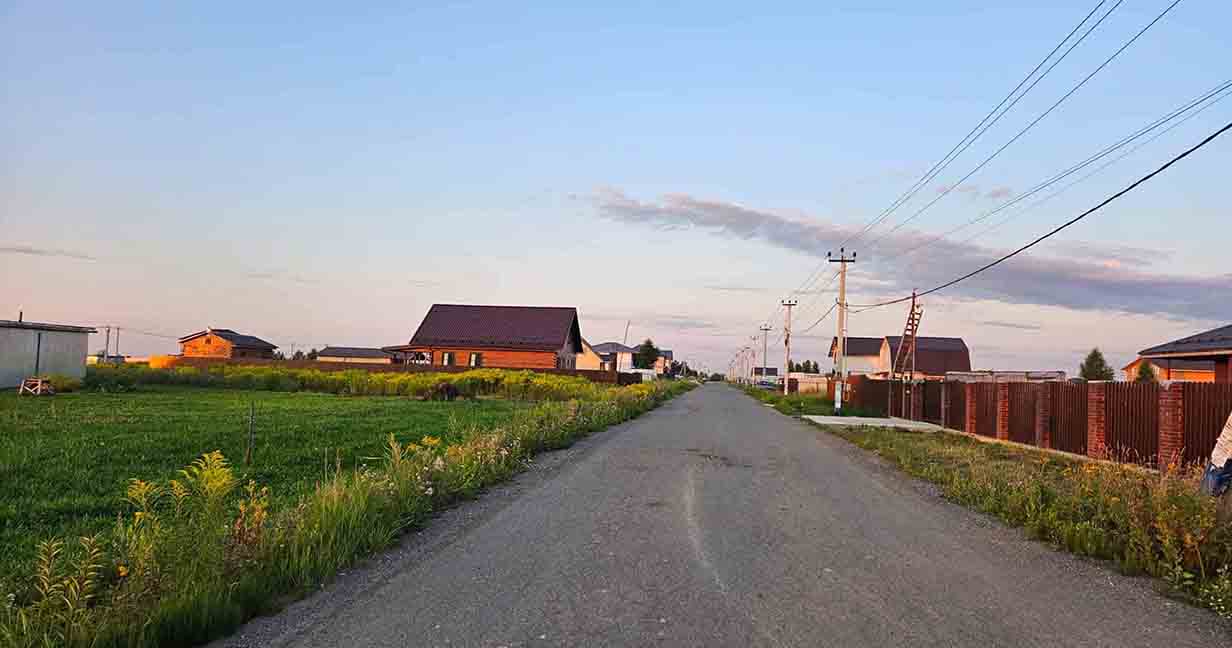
[0,388,521,585]
[740,385,881,417]
[0,380,693,646]
[813,422,1232,618]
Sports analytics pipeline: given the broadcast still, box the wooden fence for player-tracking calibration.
[1182,383,1232,465]
[1104,382,1160,465]
[1049,382,1088,456]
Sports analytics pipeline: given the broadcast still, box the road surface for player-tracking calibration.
[220,384,1228,647]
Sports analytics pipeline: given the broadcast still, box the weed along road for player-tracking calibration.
[221,384,1227,647]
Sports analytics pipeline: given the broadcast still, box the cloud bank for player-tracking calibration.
[591,188,1229,321]
[1,245,96,261]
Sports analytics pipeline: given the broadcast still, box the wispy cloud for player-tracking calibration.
[978,320,1042,331]
[408,279,444,288]
[702,283,766,293]
[591,188,1229,321]
[985,186,1013,200]
[244,271,320,285]
[1,245,96,261]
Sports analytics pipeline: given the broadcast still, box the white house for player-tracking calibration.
[0,318,97,388]
[592,342,636,372]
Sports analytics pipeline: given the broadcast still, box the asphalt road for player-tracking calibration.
[220,384,1229,647]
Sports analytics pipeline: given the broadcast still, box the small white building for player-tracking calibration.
[0,318,97,388]
[316,346,396,364]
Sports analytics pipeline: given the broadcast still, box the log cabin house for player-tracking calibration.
[178,328,277,360]
[388,304,584,369]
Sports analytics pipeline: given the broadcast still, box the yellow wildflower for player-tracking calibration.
[422,436,441,448]
[117,565,129,578]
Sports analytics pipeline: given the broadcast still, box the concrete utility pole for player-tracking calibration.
[104,326,111,359]
[781,299,798,395]
[750,336,759,384]
[760,324,772,387]
[828,248,857,411]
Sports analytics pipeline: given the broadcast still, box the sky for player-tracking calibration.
[2,1,1230,376]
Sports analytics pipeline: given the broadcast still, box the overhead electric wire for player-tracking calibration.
[797,302,839,335]
[849,120,1232,313]
[956,85,1231,249]
[863,0,1184,253]
[836,0,1116,253]
[892,77,1232,262]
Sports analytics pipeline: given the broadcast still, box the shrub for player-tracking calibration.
[42,374,83,393]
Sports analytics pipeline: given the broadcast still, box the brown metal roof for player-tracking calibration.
[885,336,971,375]
[405,304,582,353]
[829,337,883,358]
[1140,324,1232,358]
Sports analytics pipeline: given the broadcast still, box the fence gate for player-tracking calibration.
[1049,382,1088,456]
[945,381,966,430]
[1104,382,1159,465]
[1008,383,1037,446]
[922,381,943,424]
[1182,383,1232,466]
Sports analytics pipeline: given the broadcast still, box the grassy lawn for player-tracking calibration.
[0,387,521,584]
[742,386,837,416]
[814,422,1232,617]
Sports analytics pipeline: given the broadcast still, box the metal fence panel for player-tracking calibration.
[1049,382,1088,456]
[945,381,966,430]
[1182,383,1232,466]
[971,383,998,438]
[1105,382,1159,465]
[1008,383,1037,446]
[922,381,943,424]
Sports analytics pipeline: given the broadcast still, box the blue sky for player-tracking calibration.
[3,1,1229,374]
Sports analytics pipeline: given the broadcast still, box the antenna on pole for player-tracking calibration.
[623,320,631,346]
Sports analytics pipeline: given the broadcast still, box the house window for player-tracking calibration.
[440,352,455,366]
[468,352,482,367]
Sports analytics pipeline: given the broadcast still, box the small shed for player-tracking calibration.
[0,318,97,388]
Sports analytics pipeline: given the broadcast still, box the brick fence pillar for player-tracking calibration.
[910,381,924,421]
[1087,382,1108,459]
[965,382,977,434]
[1035,383,1052,449]
[1158,381,1185,469]
[996,382,1011,441]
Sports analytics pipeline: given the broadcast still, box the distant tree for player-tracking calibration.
[709,372,724,382]
[307,348,320,361]
[668,360,683,377]
[1134,360,1158,384]
[292,350,306,361]
[634,339,660,369]
[272,351,286,361]
[804,360,817,373]
[1079,348,1115,381]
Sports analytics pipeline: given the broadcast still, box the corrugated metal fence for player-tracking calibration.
[922,381,943,424]
[1008,383,1037,445]
[1049,382,1088,456]
[945,381,966,430]
[971,383,998,438]
[1104,382,1159,465]
[1182,383,1232,465]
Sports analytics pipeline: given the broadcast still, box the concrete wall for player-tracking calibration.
[0,328,89,388]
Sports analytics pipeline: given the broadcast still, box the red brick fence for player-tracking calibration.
[864,378,1232,467]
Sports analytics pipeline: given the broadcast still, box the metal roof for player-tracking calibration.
[318,346,393,359]
[178,328,278,350]
[1140,324,1232,358]
[829,337,883,358]
[405,304,582,353]
[592,342,636,354]
[0,319,96,334]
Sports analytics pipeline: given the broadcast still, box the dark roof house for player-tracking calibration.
[885,336,971,375]
[1139,323,1232,383]
[406,304,582,352]
[592,342,636,354]
[178,328,277,350]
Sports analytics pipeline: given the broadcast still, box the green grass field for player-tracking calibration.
[0,387,521,584]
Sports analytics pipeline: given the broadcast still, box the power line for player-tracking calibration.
[863,0,1184,252]
[849,120,1232,313]
[893,78,1232,263]
[797,301,839,335]
[837,0,1117,252]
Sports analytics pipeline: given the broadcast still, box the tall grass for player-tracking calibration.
[0,380,692,647]
[821,424,1232,618]
[84,365,616,401]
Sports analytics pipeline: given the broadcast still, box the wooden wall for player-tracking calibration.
[414,347,559,370]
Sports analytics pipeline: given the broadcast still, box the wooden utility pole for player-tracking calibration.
[781,299,798,395]
[828,248,857,411]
